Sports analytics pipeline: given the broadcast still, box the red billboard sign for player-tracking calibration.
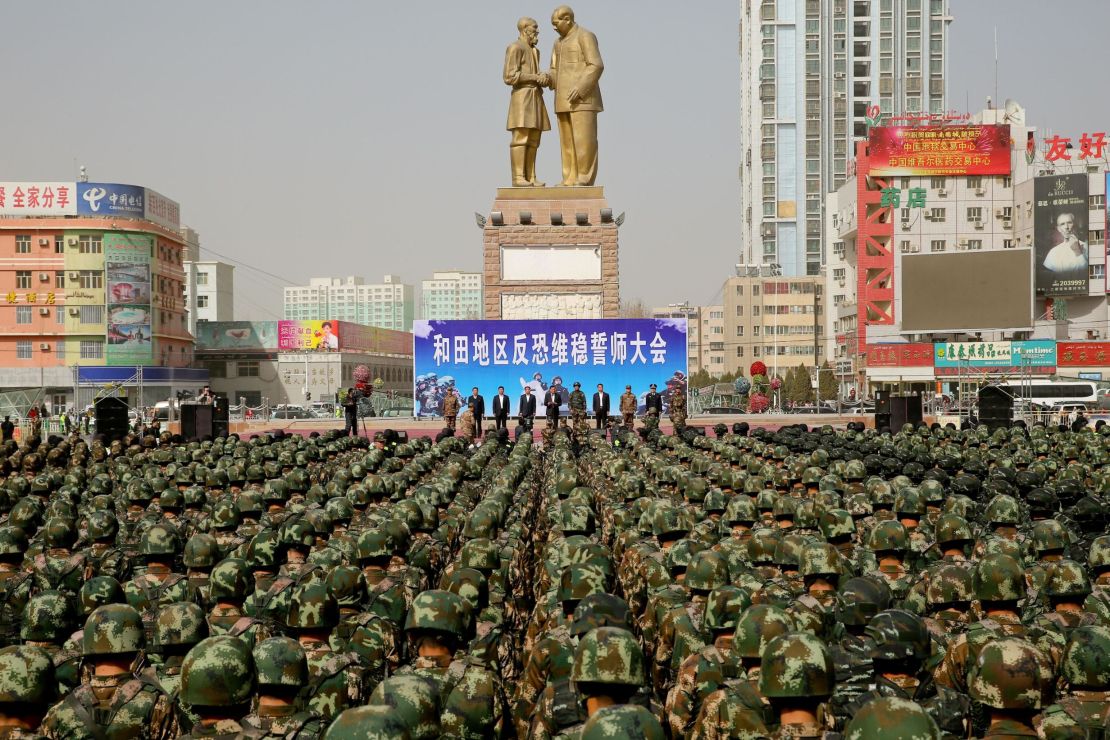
[866,343,934,368]
[868,125,1012,176]
[1057,341,1110,367]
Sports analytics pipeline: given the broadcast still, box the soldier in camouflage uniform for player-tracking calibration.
[758,632,838,739]
[286,583,366,722]
[668,385,687,432]
[967,638,1053,739]
[568,382,588,441]
[842,696,942,740]
[399,589,509,738]
[365,674,442,740]
[532,626,648,739]
[619,386,637,430]
[43,604,178,739]
[241,637,324,739]
[0,527,34,645]
[0,645,57,739]
[177,636,255,739]
[1036,625,1110,739]
[20,592,80,695]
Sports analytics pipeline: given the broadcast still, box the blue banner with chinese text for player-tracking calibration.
[413,319,688,418]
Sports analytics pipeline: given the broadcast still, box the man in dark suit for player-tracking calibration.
[492,385,511,431]
[518,385,537,429]
[543,386,561,428]
[592,383,610,429]
[644,383,663,419]
[468,387,486,438]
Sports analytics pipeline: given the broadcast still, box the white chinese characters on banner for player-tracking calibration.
[430,331,669,367]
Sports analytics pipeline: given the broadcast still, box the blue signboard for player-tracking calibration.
[413,318,689,418]
[77,182,145,218]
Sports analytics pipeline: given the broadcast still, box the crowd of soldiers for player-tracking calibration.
[0,413,1107,738]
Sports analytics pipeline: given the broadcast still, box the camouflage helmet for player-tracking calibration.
[933,513,973,548]
[211,501,240,530]
[818,509,855,541]
[458,538,500,572]
[0,526,28,557]
[580,705,666,740]
[21,590,75,642]
[1031,519,1069,554]
[973,553,1025,602]
[571,594,633,637]
[867,520,908,553]
[253,636,308,688]
[324,705,412,740]
[1044,559,1092,600]
[925,563,974,610]
[1089,535,1110,572]
[984,494,1022,526]
[557,565,606,605]
[684,551,729,592]
[367,675,441,740]
[843,696,941,740]
[183,533,220,569]
[835,577,891,627]
[281,521,315,551]
[79,576,124,616]
[404,590,470,638]
[42,517,76,550]
[1060,625,1110,689]
[759,632,834,698]
[357,529,393,561]
[704,586,753,633]
[799,543,842,579]
[734,604,794,659]
[181,636,256,707]
[327,565,368,608]
[572,627,645,687]
[82,604,145,656]
[968,638,1051,709]
[208,558,252,602]
[0,645,55,705]
[439,567,489,613]
[154,602,209,649]
[139,524,180,557]
[86,511,119,542]
[866,609,930,661]
[287,582,339,630]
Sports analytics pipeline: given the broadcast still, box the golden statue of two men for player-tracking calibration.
[503,6,603,187]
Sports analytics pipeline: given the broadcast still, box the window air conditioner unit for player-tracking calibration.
[39,343,49,351]
[38,238,48,246]
[38,307,49,316]
[957,239,969,249]
[1002,220,1013,230]
[975,188,985,196]
[69,272,80,280]
[994,208,1005,218]
[38,273,48,281]
[68,308,79,316]
[973,220,984,230]
[937,188,947,197]
[67,238,77,246]
[901,221,911,230]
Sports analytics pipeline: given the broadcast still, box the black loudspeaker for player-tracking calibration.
[180,404,214,441]
[94,397,130,441]
[978,387,1014,431]
[875,390,891,414]
[875,413,892,431]
[212,398,229,438]
[888,395,923,430]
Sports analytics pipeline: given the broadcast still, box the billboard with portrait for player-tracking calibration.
[278,320,341,351]
[868,125,1012,176]
[104,233,153,365]
[412,318,688,418]
[1035,174,1089,296]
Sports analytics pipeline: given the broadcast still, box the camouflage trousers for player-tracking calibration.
[623,412,635,429]
[445,415,456,431]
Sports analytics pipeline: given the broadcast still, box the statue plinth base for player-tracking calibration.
[482,185,620,320]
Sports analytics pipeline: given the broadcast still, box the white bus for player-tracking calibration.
[995,380,1099,408]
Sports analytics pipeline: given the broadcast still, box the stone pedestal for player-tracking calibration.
[482,186,619,319]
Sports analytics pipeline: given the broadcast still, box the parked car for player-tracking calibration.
[271,408,313,420]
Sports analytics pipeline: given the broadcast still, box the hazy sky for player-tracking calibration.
[2,1,1107,320]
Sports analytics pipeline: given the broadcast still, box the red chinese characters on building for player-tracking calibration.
[0,183,73,214]
[1056,342,1110,367]
[866,343,934,368]
[1045,132,1107,162]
